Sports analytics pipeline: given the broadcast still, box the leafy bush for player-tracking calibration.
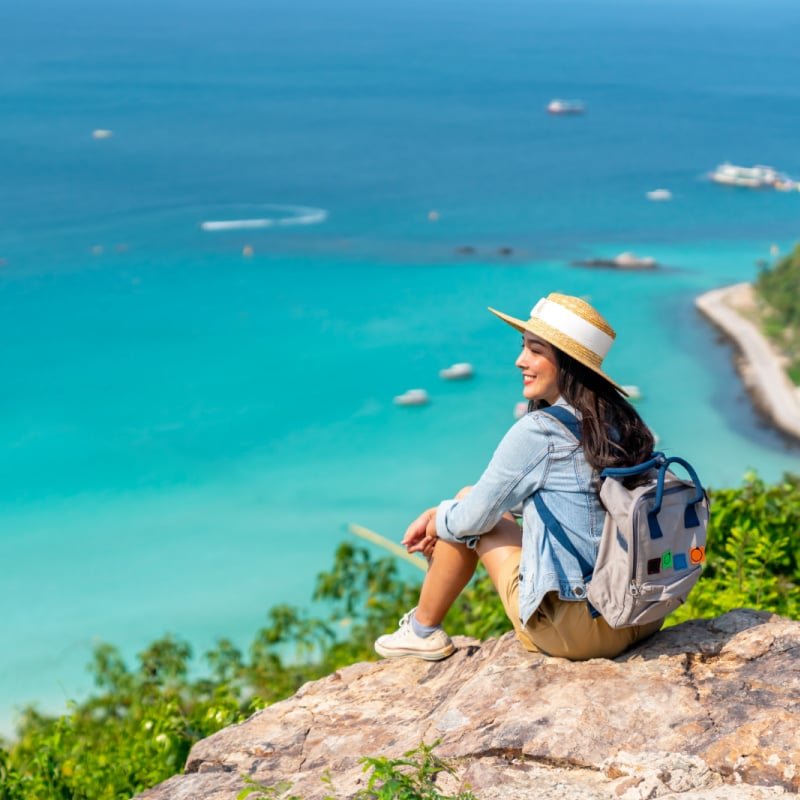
[668,472,800,624]
[238,741,478,800]
[349,741,477,800]
[0,637,245,800]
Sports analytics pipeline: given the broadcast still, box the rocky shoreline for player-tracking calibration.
[696,282,800,443]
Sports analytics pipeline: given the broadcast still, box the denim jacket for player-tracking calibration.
[435,398,604,625]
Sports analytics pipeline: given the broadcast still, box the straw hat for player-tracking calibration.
[489,293,627,395]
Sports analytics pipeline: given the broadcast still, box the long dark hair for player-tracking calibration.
[532,349,654,473]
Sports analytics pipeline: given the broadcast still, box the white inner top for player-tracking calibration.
[530,298,614,358]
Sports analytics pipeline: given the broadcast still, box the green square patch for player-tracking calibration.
[661,550,673,570]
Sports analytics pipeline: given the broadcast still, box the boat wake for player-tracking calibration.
[200,205,328,232]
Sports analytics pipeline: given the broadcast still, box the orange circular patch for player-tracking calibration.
[690,546,706,564]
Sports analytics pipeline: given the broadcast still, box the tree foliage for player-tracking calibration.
[1,473,798,799]
[756,243,800,382]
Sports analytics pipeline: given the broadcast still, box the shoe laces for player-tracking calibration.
[398,608,417,629]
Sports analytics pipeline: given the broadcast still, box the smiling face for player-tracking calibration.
[515,332,561,405]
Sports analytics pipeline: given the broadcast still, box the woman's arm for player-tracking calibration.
[434,416,550,545]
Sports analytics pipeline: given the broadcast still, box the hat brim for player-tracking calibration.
[488,307,628,396]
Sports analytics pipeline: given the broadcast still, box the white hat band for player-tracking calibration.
[530,298,614,359]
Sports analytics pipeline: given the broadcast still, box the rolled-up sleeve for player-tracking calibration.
[435,416,550,546]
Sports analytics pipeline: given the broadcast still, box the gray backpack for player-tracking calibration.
[536,406,709,628]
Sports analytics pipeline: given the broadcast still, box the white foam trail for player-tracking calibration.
[277,209,328,226]
[201,219,275,231]
[200,206,328,232]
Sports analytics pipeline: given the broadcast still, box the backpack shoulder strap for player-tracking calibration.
[532,492,594,581]
[536,405,582,442]
[531,405,598,615]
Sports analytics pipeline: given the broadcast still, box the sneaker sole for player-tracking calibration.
[374,641,455,661]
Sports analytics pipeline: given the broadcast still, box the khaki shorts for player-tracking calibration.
[496,550,662,660]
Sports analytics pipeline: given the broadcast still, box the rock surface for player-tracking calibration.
[139,610,799,799]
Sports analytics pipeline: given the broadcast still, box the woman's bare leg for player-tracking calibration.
[415,518,523,627]
[412,477,522,628]
[414,539,479,627]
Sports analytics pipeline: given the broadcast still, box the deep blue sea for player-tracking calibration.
[1,0,799,731]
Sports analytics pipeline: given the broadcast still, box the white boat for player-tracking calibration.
[439,362,474,381]
[646,189,672,201]
[513,401,528,420]
[547,99,585,115]
[709,163,781,188]
[92,129,113,140]
[394,388,430,407]
[612,252,657,269]
[622,385,642,401]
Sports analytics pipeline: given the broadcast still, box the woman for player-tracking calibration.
[375,292,663,661]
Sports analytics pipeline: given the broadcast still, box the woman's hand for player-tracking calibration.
[403,488,474,559]
[419,531,438,560]
[402,507,438,556]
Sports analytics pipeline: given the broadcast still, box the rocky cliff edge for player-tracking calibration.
[139,609,799,799]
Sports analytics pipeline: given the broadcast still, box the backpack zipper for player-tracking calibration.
[629,492,645,597]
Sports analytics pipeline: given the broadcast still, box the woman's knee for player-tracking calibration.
[475,519,522,584]
[475,517,522,554]
[428,536,479,569]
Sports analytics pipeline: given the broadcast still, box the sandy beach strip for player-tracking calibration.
[696,282,800,442]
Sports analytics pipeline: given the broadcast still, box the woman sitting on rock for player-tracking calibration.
[375,293,662,661]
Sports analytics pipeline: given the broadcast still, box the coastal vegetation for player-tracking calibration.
[1,472,798,800]
[756,243,800,384]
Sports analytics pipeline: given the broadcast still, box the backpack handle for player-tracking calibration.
[655,456,705,508]
[651,455,705,533]
[600,453,664,480]
[604,453,705,540]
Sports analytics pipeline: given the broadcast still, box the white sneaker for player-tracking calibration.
[374,609,455,661]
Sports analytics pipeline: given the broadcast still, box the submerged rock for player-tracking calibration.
[573,252,658,271]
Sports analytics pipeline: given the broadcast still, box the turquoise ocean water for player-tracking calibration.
[2,0,800,730]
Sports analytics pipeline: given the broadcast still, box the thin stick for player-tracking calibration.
[348,523,428,572]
